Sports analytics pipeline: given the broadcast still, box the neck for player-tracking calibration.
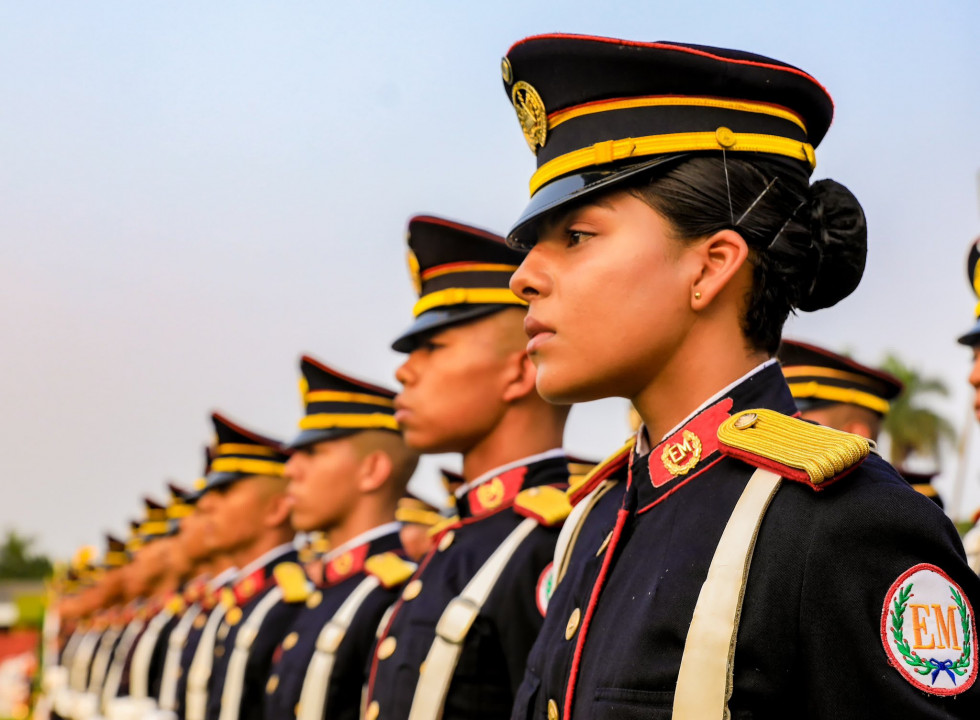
[322,501,397,550]
[231,528,294,569]
[633,325,767,441]
[461,404,565,482]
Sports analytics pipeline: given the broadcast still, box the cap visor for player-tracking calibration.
[287,427,364,450]
[507,154,688,248]
[391,305,514,353]
[958,317,980,345]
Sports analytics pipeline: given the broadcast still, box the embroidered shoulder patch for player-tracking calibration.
[536,562,555,617]
[881,563,977,695]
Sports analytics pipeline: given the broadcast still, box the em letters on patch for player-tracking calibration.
[881,563,977,695]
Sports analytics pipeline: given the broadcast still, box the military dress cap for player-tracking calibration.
[102,534,129,569]
[899,468,944,509]
[500,34,834,244]
[958,237,980,345]
[290,354,399,449]
[140,497,171,540]
[391,215,528,352]
[203,412,290,492]
[777,339,903,416]
[126,519,144,553]
[166,482,196,520]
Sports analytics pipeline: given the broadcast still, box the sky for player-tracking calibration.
[1,0,979,559]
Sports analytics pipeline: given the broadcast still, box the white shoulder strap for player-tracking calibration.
[184,605,227,720]
[87,626,122,695]
[218,588,284,720]
[69,630,100,692]
[157,604,201,711]
[101,619,145,711]
[408,517,539,720]
[129,610,173,699]
[672,468,781,719]
[552,479,617,587]
[296,575,381,720]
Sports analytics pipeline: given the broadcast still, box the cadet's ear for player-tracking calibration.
[689,229,751,310]
[357,449,393,494]
[501,351,539,403]
[265,489,294,529]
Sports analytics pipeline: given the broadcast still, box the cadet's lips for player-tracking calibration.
[524,316,555,354]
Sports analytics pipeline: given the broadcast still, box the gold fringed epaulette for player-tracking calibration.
[364,553,417,589]
[568,437,635,505]
[426,516,460,538]
[273,562,312,603]
[166,594,186,616]
[514,486,573,527]
[717,409,870,489]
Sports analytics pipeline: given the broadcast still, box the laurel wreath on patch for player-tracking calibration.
[890,582,973,682]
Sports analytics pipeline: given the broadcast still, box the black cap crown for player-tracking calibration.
[291,354,399,449]
[778,339,903,417]
[501,34,833,244]
[203,412,290,493]
[102,534,129,569]
[958,237,980,346]
[392,215,527,352]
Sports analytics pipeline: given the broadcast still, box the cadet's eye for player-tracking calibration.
[567,230,594,247]
[421,339,444,352]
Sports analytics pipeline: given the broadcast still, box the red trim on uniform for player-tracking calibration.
[648,400,731,488]
[506,34,832,105]
[569,444,633,505]
[717,442,863,491]
[409,215,506,244]
[563,506,630,719]
[879,563,978,695]
[636,457,723,515]
[325,542,371,585]
[210,411,288,454]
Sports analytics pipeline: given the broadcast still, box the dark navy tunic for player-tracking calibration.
[205,549,303,720]
[365,454,569,720]
[263,528,404,720]
[512,363,980,719]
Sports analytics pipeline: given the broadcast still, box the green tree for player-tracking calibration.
[880,354,957,467]
[0,529,52,579]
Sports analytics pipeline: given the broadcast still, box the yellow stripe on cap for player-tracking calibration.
[973,257,980,316]
[167,504,194,520]
[788,381,891,415]
[548,96,807,134]
[210,457,286,477]
[298,413,400,432]
[421,262,520,281]
[413,288,528,317]
[782,366,881,387]
[139,521,170,536]
[305,391,395,408]
[912,483,938,498]
[529,128,815,196]
[104,551,129,566]
[216,443,281,458]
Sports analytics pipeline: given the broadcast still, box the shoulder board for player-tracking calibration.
[166,595,186,615]
[514,486,572,527]
[568,437,635,506]
[717,409,870,489]
[363,553,416,589]
[426,516,460,538]
[273,562,312,603]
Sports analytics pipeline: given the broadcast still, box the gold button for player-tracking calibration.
[266,674,279,694]
[306,590,323,609]
[294,704,301,717]
[565,608,581,640]
[419,661,426,675]
[734,412,758,430]
[501,56,513,85]
[402,579,423,601]
[216,625,229,642]
[214,645,225,658]
[366,700,380,720]
[377,636,397,660]
[596,531,612,557]
[715,126,737,148]
[176,667,183,678]
[438,531,455,552]
[225,607,242,626]
[547,698,560,720]
[282,632,298,651]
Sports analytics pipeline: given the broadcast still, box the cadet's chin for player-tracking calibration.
[535,365,607,405]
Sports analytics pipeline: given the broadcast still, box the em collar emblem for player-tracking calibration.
[882,563,977,695]
[661,430,702,477]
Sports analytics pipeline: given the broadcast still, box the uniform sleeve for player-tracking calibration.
[799,462,980,718]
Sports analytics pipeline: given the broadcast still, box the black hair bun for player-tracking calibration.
[797,179,867,312]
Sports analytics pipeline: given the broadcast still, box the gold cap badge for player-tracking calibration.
[511,81,547,153]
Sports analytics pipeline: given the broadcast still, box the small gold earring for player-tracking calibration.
[694,292,702,300]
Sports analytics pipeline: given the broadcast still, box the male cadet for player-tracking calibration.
[193,413,303,720]
[363,216,573,720]
[777,338,903,442]
[263,355,419,720]
[958,237,980,574]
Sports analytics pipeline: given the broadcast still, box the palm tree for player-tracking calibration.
[879,353,957,467]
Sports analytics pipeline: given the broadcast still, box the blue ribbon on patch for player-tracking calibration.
[929,659,957,685]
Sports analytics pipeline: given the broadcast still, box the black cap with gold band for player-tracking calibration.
[139,497,170,541]
[957,237,980,346]
[391,215,528,353]
[500,35,834,246]
[777,339,903,417]
[202,412,290,493]
[102,533,129,569]
[899,469,944,509]
[290,354,400,449]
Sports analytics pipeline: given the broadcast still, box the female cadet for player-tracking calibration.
[500,35,980,719]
